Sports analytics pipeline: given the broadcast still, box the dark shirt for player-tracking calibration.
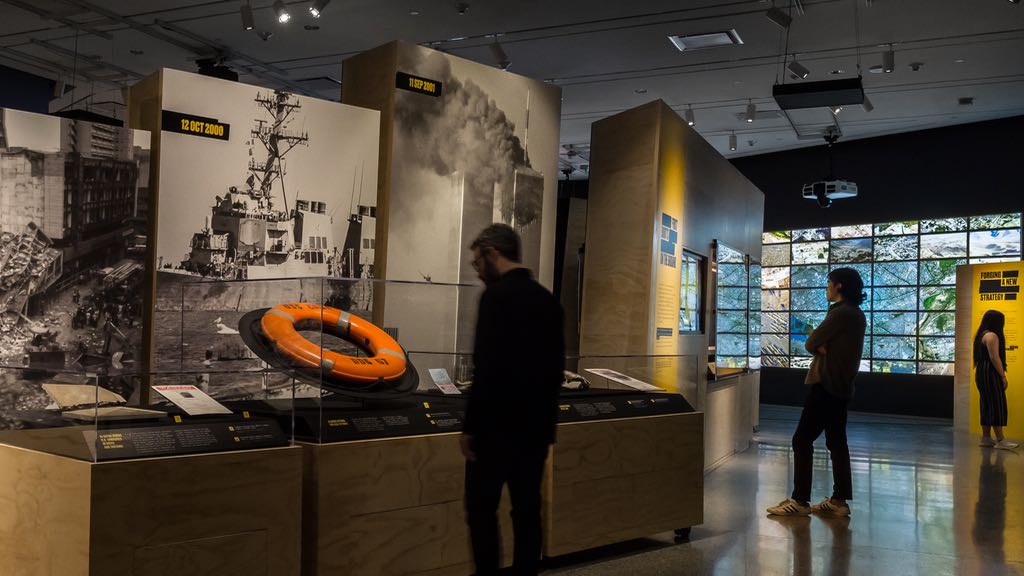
[463,268,565,447]
[804,300,866,399]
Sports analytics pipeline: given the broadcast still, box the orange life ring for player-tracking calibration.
[260,303,407,384]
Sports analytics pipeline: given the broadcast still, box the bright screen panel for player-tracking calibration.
[760,212,1022,374]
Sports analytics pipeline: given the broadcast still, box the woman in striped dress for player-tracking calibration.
[974,310,1018,450]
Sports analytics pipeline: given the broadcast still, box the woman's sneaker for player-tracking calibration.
[811,498,851,517]
[980,437,996,447]
[766,498,811,516]
[995,439,1019,450]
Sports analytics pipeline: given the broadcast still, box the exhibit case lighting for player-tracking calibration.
[761,213,1022,375]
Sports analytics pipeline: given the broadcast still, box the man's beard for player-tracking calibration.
[480,259,501,286]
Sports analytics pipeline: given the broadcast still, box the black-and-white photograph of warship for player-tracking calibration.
[163,90,375,284]
[151,73,381,401]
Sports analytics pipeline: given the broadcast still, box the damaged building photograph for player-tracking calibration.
[371,42,561,362]
[0,108,150,428]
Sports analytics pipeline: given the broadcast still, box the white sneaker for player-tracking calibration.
[767,498,811,516]
[980,437,996,448]
[811,498,851,517]
[995,440,1019,450]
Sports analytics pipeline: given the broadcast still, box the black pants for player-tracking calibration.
[465,441,549,576]
[791,384,852,503]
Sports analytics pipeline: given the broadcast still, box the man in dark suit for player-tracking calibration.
[462,224,565,576]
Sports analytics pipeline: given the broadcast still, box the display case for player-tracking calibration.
[162,276,482,445]
[0,291,296,463]
[547,353,703,557]
[161,275,704,443]
[0,326,303,574]
[0,272,705,575]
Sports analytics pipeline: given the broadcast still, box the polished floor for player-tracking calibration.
[545,406,1023,576]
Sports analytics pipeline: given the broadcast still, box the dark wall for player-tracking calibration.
[732,115,1024,232]
[760,368,953,419]
[732,116,1024,419]
[0,65,54,115]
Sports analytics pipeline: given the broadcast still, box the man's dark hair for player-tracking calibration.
[470,223,521,262]
[827,267,866,306]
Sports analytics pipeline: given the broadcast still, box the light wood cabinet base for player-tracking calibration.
[0,443,302,576]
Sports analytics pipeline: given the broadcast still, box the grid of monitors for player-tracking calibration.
[760,213,1022,375]
[715,242,752,371]
[749,263,762,370]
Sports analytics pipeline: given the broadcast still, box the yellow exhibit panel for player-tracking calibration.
[968,262,1024,436]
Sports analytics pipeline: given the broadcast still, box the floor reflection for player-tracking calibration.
[972,449,1007,566]
[548,406,1024,576]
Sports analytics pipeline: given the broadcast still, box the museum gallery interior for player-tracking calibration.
[0,1,1021,575]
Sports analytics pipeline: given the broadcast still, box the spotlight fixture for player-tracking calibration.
[729,133,737,151]
[862,95,874,112]
[309,0,329,18]
[883,46,894,73]
[765,5,792,28]
[240,1,255,31]
[787,58,810,79]
[831,105,843,115]
[745,101,756,123]
[489,39,510,71]
[274,0,291,23]
[685,106,695,127]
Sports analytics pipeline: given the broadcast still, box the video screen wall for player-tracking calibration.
[761,213,1022,375]
[712,242,762,374]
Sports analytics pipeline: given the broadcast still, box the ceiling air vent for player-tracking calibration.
[668,29,744,52]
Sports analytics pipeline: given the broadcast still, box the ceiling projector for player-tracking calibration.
[802,180,858,208]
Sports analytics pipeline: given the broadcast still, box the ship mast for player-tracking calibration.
[249,90,309,213]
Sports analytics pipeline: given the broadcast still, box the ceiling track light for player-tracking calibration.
[745,101,756,123]
[831,105,843,116]
[489,39,510,71]
[685,106,695,127]
[729,133,737,151]
[240,1,255,31]
[765,6,792,28]
[883,45,895,73]
[787,57,810,79]
[274,0,291,23]
[309,0,330,18]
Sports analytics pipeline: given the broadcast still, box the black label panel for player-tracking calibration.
[396,72,443,97]
[557,391,694,423]
[84,419,285,460]
[298,396,465,442]
[162,110,231,141]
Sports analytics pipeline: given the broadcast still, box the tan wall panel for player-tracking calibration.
[0,445,91,576]
[546,413,703,557]
[132,531,269,576]
[126,70,163,401]
[302,434,512,576]
[580,102,660,356]
[89,447,302,576]
[340,42,398,281]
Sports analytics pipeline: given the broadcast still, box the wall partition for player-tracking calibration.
[761,213,1022,375]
